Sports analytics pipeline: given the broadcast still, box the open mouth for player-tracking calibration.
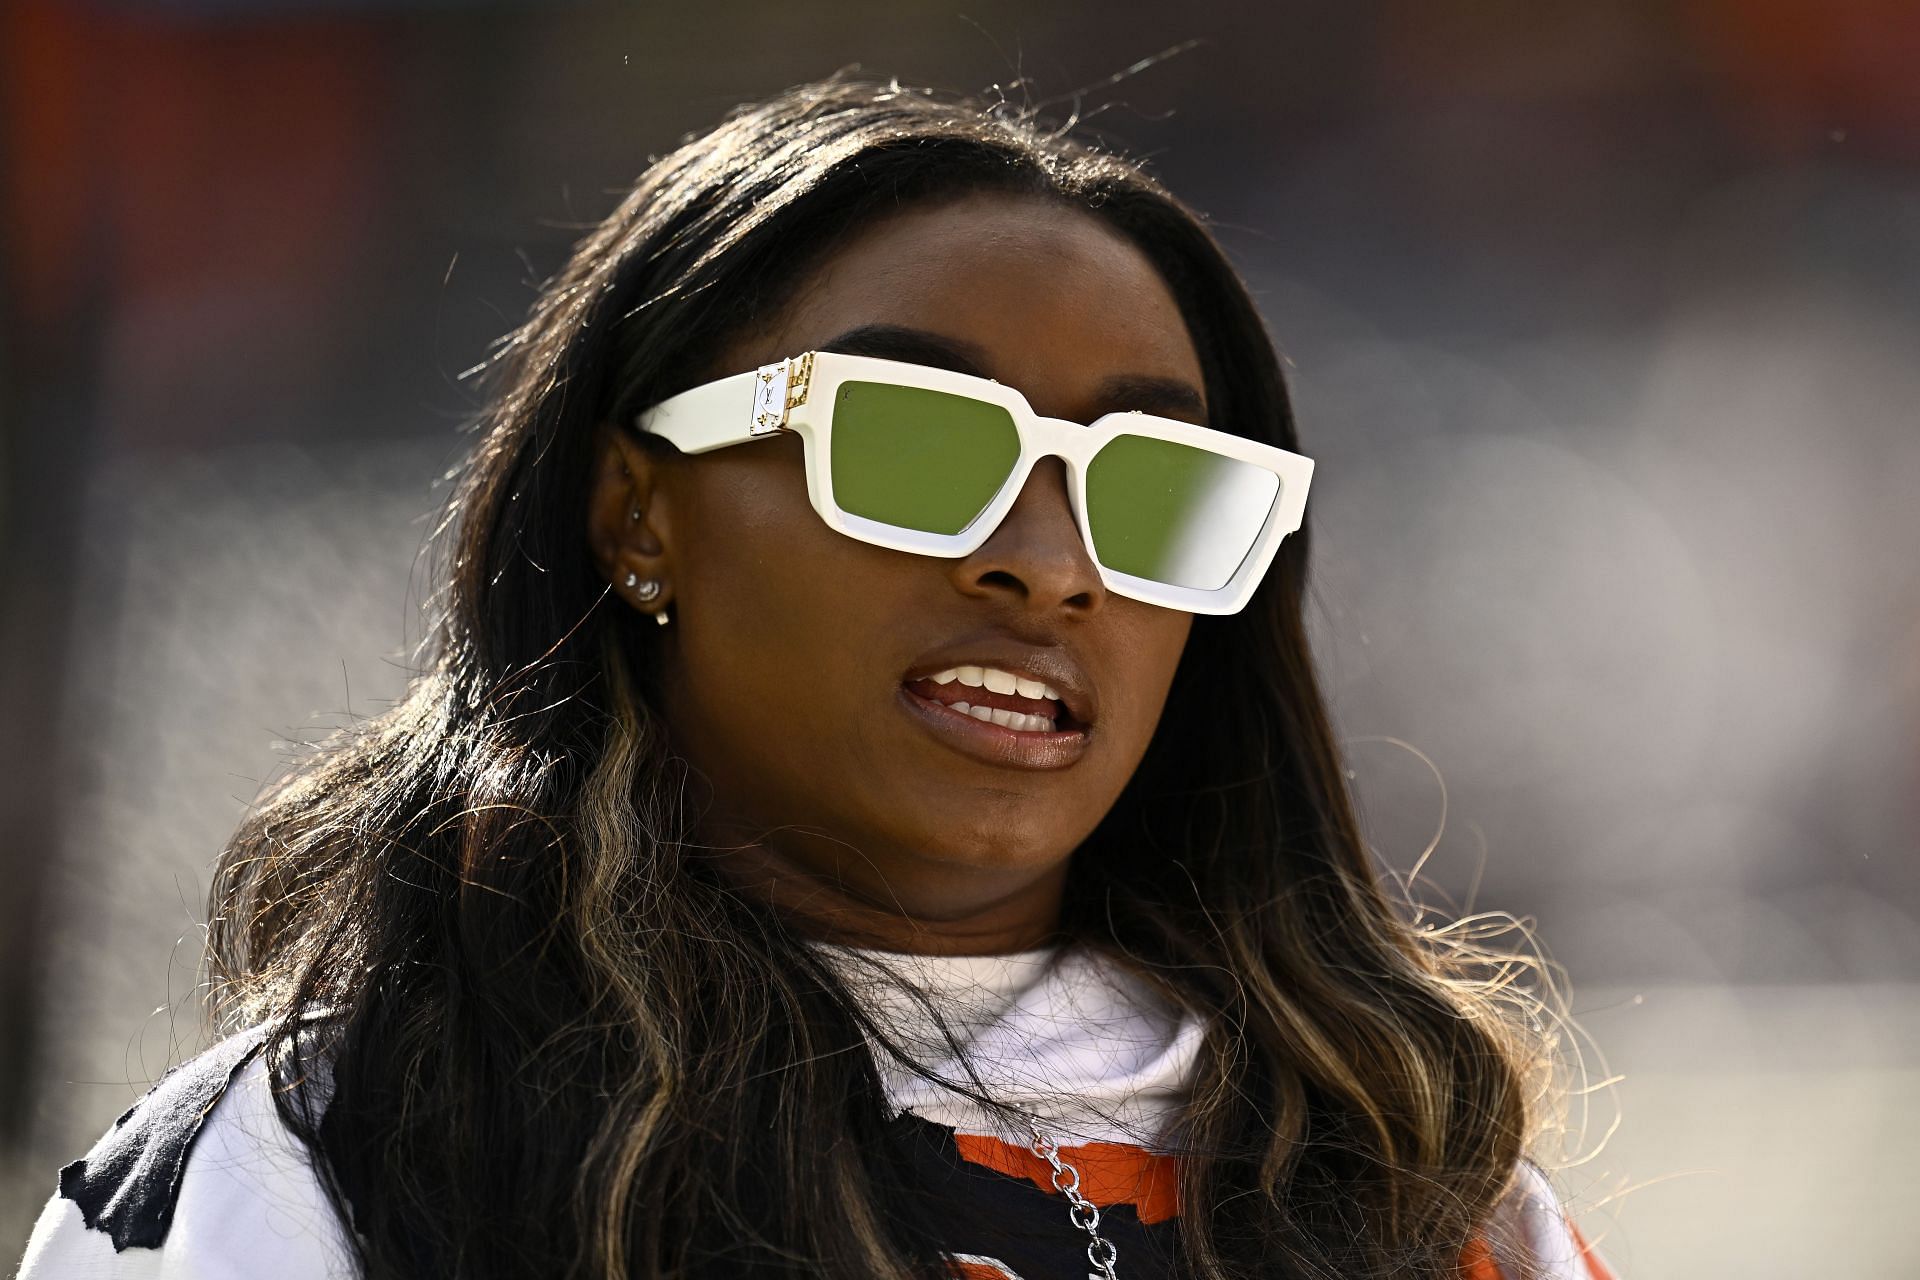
[901,664,1082,735]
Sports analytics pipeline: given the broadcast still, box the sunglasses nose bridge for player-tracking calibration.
[1018,411,1099,484]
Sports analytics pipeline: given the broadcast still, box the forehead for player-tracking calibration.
[741,193,1206,418]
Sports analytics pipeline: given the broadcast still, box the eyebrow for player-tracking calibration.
[818,323,989,377]
[1095,373,1209,422]
[817,323,1209,422]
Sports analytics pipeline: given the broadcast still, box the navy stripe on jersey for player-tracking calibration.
[57,1029,268,1251]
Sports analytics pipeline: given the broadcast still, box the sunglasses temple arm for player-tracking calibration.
[632,369,766,454]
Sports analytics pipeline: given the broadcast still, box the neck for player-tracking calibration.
[699,827,1070,956]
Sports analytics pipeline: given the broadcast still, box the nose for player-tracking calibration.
[949,457,1106,615]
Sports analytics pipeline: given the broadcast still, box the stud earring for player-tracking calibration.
[630,507,642,521]
[621,571,668,625]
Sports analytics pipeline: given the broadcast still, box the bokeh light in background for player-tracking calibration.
[3,1,1916,1273]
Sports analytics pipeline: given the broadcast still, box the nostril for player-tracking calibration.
[978,569,1022,592]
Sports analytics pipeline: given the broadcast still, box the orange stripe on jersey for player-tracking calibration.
[1570,1220,1617,1280]
[1459,1236,1503,1280]
[950,1133,1182,1225]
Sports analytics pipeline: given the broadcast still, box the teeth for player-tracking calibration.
[939,697,1058,733]
[932,665,1063,700]
[921,664,1066,711]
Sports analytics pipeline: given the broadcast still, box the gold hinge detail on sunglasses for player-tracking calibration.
[787,351,814,410]
[750,353,814,435]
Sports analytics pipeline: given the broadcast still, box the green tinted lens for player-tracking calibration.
[1085,434,1280,591]
[829,381,1020,536]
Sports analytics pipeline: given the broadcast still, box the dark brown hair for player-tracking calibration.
[208,74,1561,1279]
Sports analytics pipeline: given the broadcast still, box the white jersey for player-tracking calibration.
[17,945,1613,1280]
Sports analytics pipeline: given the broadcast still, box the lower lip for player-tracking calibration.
[897,685,1091,771]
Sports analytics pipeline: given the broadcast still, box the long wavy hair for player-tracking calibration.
[207,75,1563,1279]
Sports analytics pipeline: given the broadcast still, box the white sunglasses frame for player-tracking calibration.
[632,350,1314,615]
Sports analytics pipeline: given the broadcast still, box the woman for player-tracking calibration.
[20,77,1613,1280]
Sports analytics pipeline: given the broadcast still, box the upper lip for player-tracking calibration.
[902,637,1098,726]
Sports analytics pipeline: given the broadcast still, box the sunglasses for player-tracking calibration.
[632,351,1313,614]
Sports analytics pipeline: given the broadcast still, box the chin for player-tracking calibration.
[901,809,1086,878]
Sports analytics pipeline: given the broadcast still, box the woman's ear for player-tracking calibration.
[587,424,676,620]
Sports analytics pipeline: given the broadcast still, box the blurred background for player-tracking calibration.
[3,0,1916,1273]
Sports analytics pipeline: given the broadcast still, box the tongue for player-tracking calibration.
[907,678,1060,719]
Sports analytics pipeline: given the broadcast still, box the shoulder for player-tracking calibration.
[1465,1161,1619,1280]
[17,1025,357,1280]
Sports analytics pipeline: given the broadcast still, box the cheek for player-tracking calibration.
[678,450,844,650]
[663,450,899,769]
[1105,612,1193,764]
[680,456,819,609]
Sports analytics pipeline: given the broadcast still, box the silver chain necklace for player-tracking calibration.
[1028,1126,1120,1280]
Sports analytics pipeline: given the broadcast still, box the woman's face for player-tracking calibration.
[590,192,1205,952]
